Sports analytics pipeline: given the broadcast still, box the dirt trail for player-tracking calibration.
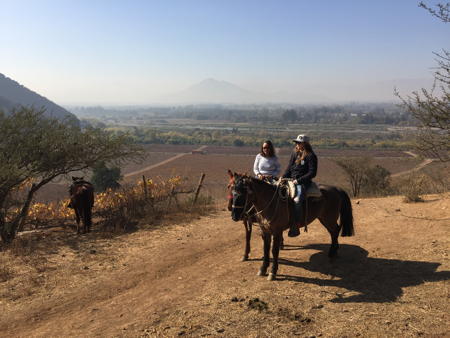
[124,145,208,178]
[391,158,434,177]
[1,195,449,337]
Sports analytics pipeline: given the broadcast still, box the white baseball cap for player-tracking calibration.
[292,134,310,143]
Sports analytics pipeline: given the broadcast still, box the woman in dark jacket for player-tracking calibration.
[282,134,318,237]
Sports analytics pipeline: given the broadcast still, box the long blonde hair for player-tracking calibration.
[295,142,313,164]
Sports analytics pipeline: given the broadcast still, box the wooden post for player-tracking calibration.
[142,175,148,200]
[166,186,175,209]
[193,173,206,205]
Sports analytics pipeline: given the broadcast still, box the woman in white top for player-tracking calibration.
[253,140,281,180]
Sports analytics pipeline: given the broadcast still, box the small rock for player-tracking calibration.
[83,266,89,270]
[90,249,96,254]
[356,200,360,205]
[385,320,391,325]
[178,331,186,336]
[216,328,225,333]
[395,208,401,212]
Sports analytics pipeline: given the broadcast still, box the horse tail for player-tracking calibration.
[339,189,354,237]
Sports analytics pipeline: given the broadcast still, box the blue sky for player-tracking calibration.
[1,0,449,104]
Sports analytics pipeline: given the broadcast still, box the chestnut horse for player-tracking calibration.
[230,173,354,281]
[69,177,94,234]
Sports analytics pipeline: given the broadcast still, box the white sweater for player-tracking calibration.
[253,153,281,177]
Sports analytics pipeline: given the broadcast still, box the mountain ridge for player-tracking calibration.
[0,73,78,122]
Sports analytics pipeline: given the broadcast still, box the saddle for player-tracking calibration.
[282,180,322,200]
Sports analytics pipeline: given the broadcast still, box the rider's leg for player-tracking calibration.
[288,184,302,237]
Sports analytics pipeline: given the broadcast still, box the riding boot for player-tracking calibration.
[288,200,301,237]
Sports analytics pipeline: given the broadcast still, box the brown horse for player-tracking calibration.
[230,173,354,281]
[227,170,284,261]
[68,177,94,234]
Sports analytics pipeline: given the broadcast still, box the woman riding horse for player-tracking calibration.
[253,140,281,183]
[282,134,317,237]
[230,157,354,280]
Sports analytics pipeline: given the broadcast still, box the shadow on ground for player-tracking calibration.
[277,244,450,303]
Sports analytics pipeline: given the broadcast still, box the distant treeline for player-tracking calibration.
[72,102,414,126]
[106,126,414,150]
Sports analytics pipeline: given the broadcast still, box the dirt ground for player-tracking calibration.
[0,194,449,337]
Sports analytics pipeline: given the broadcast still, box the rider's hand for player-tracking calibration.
[293,179,298,185]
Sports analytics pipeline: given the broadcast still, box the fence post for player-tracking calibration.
[193,173,206,205]
[142,175,148,200]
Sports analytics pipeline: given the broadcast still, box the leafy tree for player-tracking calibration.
[0,107,142,243]
[91,161,122,191]
[396,2,450,161]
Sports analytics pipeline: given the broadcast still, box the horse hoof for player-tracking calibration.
[267,273,276,281]
[257,270,266,276]
[241,256,249,262]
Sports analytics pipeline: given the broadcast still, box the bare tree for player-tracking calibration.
[396,3,450,161]
[335,158,371,197]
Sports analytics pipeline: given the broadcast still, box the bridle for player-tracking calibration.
[231,178,256,220]
[232,177,288,225]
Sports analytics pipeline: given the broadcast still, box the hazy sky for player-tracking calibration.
[1,0,449,104]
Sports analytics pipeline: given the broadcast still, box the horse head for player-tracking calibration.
[229,172,254,222]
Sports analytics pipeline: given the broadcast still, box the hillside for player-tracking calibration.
[0,194,448,337]
[0,73,78,122]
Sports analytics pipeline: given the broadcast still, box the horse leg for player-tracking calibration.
[242,219,252,261]
[85,204,92,233]
[280,233,285,250]
[320,218,340,258]
[74,208,81,234]
[257,231,271,276]
[268,233,282,281]
[80,208,87,234]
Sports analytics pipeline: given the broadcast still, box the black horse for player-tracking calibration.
[230,173,354,281]
[68,177,94,234]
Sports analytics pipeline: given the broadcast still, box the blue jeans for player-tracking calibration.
[294,184,304,203]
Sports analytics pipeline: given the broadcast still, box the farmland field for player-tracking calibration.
[34,144,425,203]
[123,145,423,199]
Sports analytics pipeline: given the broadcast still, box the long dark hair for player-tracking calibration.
[295,141,313,164]
[260,140,275,158]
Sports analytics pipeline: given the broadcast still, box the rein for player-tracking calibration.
[251,181,286,225]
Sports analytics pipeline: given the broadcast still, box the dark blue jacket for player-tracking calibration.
[282,151,318,185]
